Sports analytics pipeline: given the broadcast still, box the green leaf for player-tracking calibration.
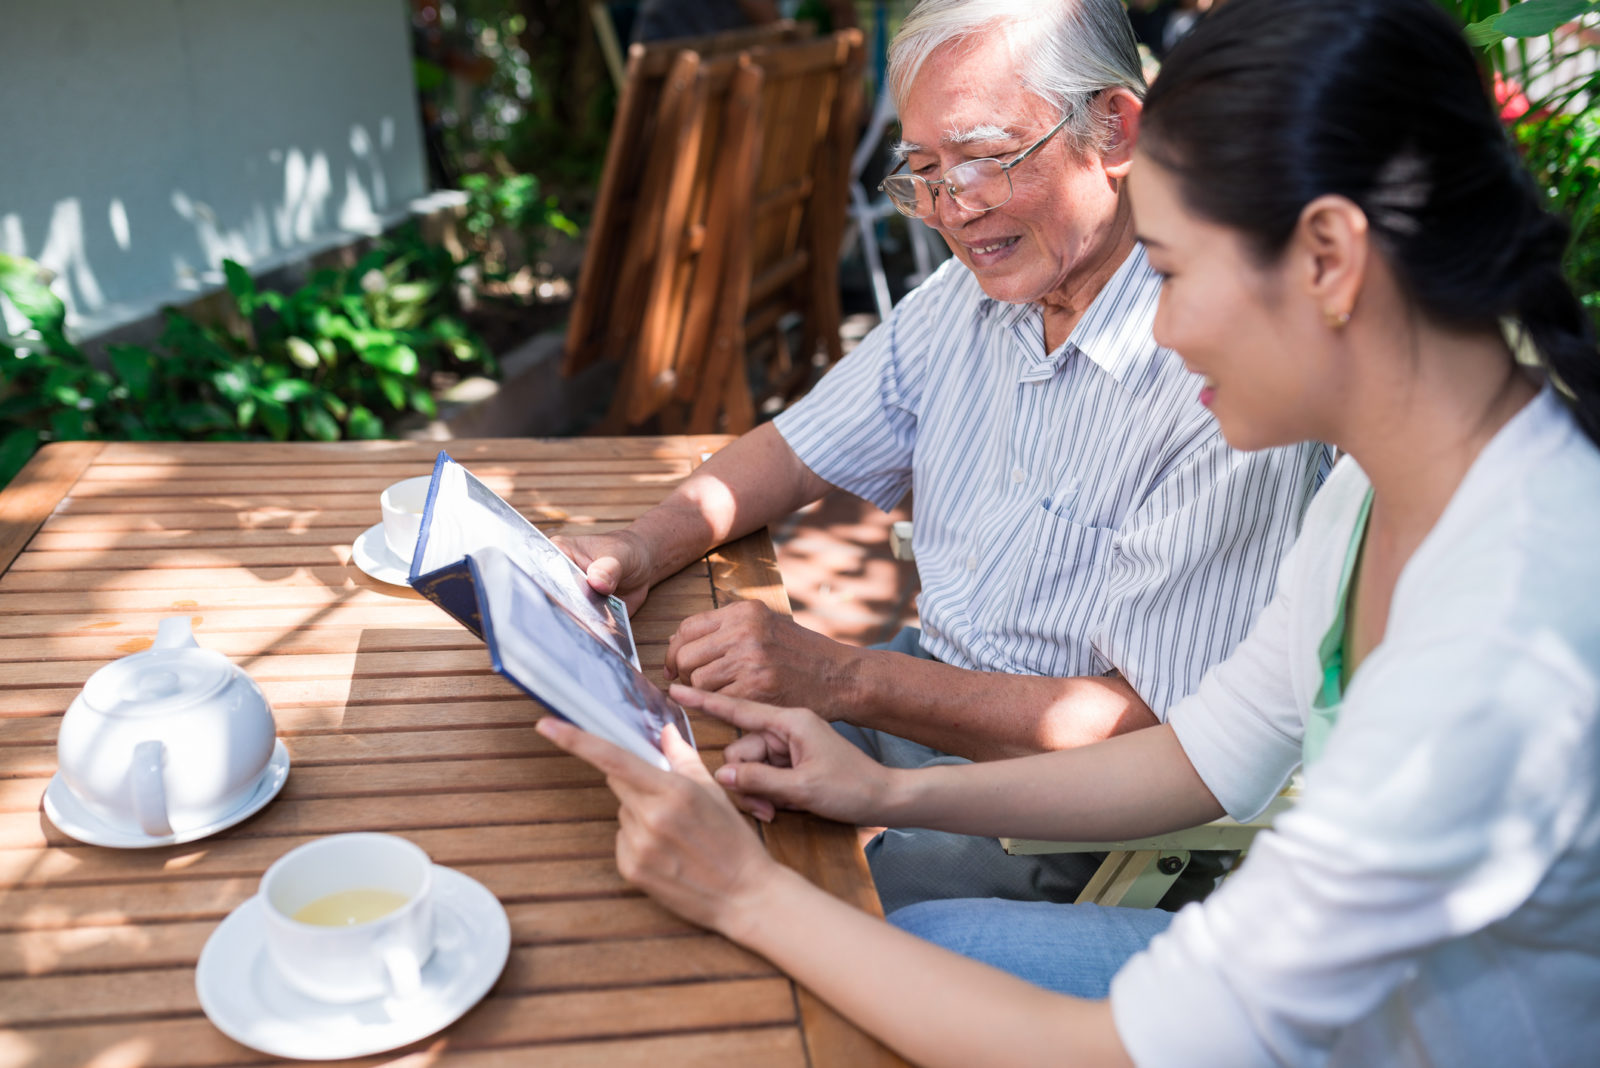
[236,396,258,427]
[1464,18,1507,47]
[171,402,234,434]
[359,342,419,375]
[319,392,349,420]
[224,259,256,304]
[376,372,407,410]
[408,386,437,418]
[1494,0,1598,38]
[0,427,41,489]
[346,405,384,439]
[50,407,87,441]
[298,404,341,442]
[257,396,290,441]
[267,378,316,403]
[107,344,154,400]
[212,367,253,404]
[285,336,321,369]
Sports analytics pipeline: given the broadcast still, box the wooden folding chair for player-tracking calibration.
[565,26,863,435]
[564,20,813,380]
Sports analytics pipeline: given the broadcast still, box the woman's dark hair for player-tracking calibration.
[1141,0,1600,447]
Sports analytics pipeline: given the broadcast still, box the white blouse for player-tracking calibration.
[1112,388,1600,1067]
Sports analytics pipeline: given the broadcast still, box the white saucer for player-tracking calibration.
[351,522,413,587]
[43,739,291,849]
[196,865,510,1060]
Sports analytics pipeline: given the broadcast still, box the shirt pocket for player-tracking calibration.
[998,507,1118,673]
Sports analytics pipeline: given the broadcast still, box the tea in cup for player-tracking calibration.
[261,833,435,1003]
[380,476,433,564]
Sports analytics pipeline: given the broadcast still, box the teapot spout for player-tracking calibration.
[153,616,201,651]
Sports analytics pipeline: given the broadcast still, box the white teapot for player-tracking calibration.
[56,617,279,839]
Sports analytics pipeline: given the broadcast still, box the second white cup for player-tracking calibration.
[260,833,436,1003]
[380,476,432,564]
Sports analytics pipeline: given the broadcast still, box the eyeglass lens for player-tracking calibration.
[884,158,1011,219]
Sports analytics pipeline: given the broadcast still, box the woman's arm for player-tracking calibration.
[688,686,1225,840]
[535,715,1134,1068]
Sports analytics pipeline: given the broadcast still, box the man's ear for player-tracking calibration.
[1100,89,1142,178]
[1294,194,1369,322]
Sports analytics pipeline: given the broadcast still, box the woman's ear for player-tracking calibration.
[1100,89,1142,179]
[1294,194,1369,324]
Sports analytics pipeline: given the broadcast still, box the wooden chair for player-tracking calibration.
[564,20,812,382]
[889,520,1299,907]
[565,26,864,435]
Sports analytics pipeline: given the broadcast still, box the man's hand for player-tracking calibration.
[665,600,860,715]
[674,685,900,827]
[534,715,783,937]
[551,530,656,615]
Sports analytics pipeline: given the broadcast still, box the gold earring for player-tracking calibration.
[1324,309,1351,328]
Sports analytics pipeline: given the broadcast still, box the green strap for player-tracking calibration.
[1303,489,1374,767]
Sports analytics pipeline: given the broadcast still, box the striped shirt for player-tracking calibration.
[774,246,1331,718]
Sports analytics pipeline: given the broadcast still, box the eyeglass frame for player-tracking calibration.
[878,111,1074,220]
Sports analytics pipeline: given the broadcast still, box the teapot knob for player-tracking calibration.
[153,616,200,651]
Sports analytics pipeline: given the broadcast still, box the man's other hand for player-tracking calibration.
[551,530,655,615]
[664,600,859,716]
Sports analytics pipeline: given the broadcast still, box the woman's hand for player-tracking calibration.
[672,685,901,827]
[534,715,781,936]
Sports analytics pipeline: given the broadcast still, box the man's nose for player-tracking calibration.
[926,187,983,230]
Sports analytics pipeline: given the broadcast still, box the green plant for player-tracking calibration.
[460,171,579,274]
[0,232,494,489]
[1442,0,1600,312]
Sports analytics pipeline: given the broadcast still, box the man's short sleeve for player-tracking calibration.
[771,261,960,511]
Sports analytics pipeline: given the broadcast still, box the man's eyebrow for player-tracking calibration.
[892,123,1019,160]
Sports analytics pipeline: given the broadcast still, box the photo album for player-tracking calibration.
[409,452,692,769]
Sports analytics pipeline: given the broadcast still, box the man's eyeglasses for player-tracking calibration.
[879,113,1072,220]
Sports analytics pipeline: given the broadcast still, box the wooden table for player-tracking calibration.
[0,439,905,1068]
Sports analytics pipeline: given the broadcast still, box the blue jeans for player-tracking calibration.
[889,898,1174,998]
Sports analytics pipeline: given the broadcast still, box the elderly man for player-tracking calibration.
[559,0,1327,912]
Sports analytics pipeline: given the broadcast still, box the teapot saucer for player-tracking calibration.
[351,522,413,587]
[196,865,510,1060]
[43,739,291,849]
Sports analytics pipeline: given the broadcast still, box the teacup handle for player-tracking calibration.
[131,740,174,838]
[383,945,423,1000]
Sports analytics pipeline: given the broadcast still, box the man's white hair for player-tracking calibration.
[887,0,1145,158]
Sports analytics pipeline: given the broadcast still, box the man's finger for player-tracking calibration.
[586,556,622,595]
[722,731,775,766]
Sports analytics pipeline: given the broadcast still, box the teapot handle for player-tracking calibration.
[153,616,200,651]
[131,740,174,838]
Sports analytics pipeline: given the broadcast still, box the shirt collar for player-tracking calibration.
[983,243,1166,391]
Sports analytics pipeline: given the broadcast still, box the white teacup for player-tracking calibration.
[380,476,433,563]
[261,833,436,1003]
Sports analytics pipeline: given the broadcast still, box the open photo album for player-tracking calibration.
[407,453,690,767]
[409,451,638,668]
[468,546,693,770]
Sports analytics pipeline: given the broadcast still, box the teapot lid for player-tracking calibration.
[80,646,233,719]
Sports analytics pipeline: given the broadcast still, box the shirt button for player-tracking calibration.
[1011,468,1026,484]
[966,555,978,571]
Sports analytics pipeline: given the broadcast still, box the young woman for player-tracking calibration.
[538,0,1600,1063]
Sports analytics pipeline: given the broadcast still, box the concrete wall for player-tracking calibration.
[0,0,430,338]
